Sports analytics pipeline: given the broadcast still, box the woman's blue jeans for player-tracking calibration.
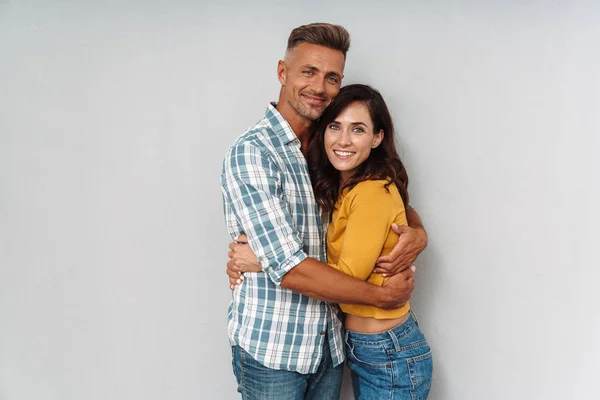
[344,311,433,400]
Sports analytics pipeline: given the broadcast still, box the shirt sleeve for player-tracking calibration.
[221,142,307,285]
[329,182,402,281]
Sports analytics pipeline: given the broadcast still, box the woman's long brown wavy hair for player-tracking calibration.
[308,84,409,213]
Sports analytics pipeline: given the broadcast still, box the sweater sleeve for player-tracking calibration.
[329,181,400,281]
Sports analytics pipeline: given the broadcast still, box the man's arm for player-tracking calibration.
[283,183,416,309]
[374,206,428,275]
[281,259,414,310]
[221,143,412,309]
[224,242,415,309]
[324,181,398,280]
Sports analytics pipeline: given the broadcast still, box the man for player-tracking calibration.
[221,23,427,399]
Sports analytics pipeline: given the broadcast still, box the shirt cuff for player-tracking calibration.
[264,249,308,286]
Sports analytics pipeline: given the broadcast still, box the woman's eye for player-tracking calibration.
[352,127,364,133]
[328,124,340,130]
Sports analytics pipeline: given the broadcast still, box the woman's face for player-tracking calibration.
[323,102,383,183]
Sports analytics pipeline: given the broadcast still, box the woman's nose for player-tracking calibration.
[338,130,351,146]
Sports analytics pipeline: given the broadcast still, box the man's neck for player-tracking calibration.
[276,100,314,154]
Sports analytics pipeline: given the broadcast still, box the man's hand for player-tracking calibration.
[226,234,262,290]
[374,224,427,276]
[377,265,416,309]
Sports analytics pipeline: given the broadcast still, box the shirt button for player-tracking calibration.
[293,139,300,145]
[320,331,326,335]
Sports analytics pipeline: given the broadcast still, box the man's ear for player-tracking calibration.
[277,60,286,85]
[372,129,384,148]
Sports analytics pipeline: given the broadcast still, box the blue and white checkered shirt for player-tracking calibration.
[221,103,345,374]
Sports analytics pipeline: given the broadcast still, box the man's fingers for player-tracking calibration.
[376,254,392,264]
[374,263,414,276]
[391,223,411,235]
[377,243,403,264]
[395,265,414,280]
[391,224,413,236]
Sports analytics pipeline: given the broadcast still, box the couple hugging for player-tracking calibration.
[221,23,432,400]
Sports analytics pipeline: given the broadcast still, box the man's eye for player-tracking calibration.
[303,70,314,75]
[327,76,339,84]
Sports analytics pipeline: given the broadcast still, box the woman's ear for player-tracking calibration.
[372,129,384,148]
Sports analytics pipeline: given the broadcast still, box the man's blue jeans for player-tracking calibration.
[345,311,433,399]
[231,341,343,400]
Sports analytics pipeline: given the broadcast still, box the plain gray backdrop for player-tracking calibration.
[1,1,599,399]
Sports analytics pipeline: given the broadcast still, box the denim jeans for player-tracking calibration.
[344,311,433,400]
[231,340,343,399]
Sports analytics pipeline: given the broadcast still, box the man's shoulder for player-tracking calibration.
[225,117,277,156]
[221,115,283,177]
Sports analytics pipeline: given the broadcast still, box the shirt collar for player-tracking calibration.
[265,103,301,147]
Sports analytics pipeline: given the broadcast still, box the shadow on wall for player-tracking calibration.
[412,243,445,400]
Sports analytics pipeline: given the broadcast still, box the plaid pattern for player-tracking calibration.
[221,103,344,374]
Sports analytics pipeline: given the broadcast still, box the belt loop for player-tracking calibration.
[387,328,401,352]
[410,310,420,327]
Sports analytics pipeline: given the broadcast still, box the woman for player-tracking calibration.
[232,84,432,399]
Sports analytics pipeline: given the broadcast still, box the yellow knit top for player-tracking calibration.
[327,179,410,319]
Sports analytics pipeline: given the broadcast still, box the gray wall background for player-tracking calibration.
[1,1,599,399]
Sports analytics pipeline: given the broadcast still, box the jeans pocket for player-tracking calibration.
[346,340,390,368]
[407,349,433,399]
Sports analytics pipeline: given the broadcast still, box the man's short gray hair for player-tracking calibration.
[286,23,351,59]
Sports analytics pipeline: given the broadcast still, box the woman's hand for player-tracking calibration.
[226,234,262,290]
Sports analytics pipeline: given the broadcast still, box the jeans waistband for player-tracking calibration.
[344,311,417,350]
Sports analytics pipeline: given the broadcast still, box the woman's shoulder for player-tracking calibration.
[353,178,396,191]
[344,179,404,216]
[349,179,400,200]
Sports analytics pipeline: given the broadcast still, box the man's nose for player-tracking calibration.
[310,78,326,95]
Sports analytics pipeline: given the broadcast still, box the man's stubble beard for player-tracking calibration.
[289,98,325,121]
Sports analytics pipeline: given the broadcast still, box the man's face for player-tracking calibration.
[278,43,345,121]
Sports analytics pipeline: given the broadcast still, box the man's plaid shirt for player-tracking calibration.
[220,103,344,374]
